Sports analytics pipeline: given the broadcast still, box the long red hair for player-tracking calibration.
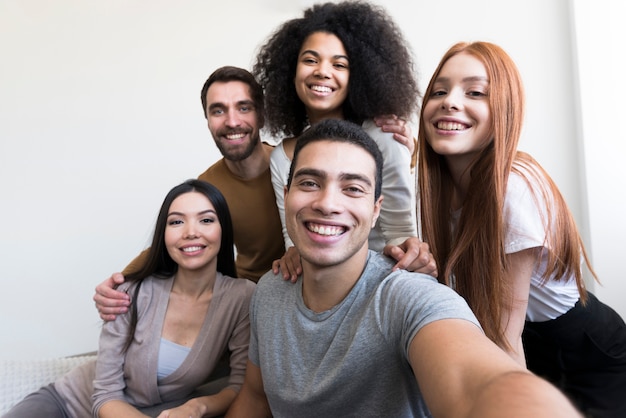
[418,41,596,349]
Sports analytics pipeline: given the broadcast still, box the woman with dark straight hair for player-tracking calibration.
[4,179,255,418]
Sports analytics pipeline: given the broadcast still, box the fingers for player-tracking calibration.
[93,273,131,321]
[272,259,281,274]
[384,238,438,278]
[374,114,405,126]
[284,255,302,283]
[273,247,302,282]
[99,313,119,322]
[374,115,414,154]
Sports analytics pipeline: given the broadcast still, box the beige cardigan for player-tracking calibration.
[53,273,255,417]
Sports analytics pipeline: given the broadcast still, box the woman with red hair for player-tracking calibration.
[418,41,626,417]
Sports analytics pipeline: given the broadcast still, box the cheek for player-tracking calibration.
[294,65,307,85]
[422,101,437,120]
[284,193,304,225]
[164,229,178,248]
[336,70,349,86]
[211,226,223,244]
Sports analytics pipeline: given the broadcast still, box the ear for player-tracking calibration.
[371,196,383,229]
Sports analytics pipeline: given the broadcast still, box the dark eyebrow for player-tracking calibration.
[299,49,349,61]
[167,209,216,218]
[208,100,255,111]
[339,173,372,187]
[294,168,372,187]
[294,167,326,179]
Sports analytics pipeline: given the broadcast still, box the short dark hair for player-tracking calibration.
[287,119,383,200]
[200,66,265,123]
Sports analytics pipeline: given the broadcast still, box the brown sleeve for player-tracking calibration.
[121,248,149,276]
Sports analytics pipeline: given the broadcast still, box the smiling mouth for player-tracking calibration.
[306,222,345,236]
[225,132,246,140]
[182,246,204,253]
[436,121,469,131]
[310,85,333,94]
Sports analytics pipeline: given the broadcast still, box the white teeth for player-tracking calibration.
[437,121,466,131]
[311,85,332,93]
[226,133,245,140]
[182,246,203,253]
[308,223,344,236]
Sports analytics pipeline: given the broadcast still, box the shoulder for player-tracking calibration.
[506,169,533,197]
[380,270,479,327]
[365,250,397,273]
[198,158,227,181]
[382,270,449,298]
[118,275,170,295]
[364,253,469,310]
[505,166,549,217]
[219,274,256,296]
[361,120,411,159]
[216,274,257,310]
[256,269,287,289]
[361,119,390,142]
[110,276,173,322]
[253,270,296,303]
[270,141,290,167]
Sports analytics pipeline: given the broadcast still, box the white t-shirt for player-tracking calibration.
[503,165,580,322]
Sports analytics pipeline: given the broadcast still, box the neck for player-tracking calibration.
[445,156,473,209]
[306,108,345,126]
[172,264,217,300]
[301,246,368,313]
[224,142,271,180]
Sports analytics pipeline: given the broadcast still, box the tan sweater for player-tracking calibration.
[53,273,255,417]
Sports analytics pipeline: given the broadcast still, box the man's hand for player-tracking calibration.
[93,272,130,322]
[272,246,302,283]
[384,237,438,277]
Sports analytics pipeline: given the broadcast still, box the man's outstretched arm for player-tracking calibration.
[410,319,581,418]
[226,360,272,418]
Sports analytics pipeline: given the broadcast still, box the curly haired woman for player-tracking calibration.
[254,1,432,281]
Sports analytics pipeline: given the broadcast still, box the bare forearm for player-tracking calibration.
[225,389,272,418]
[467,371,581,418]
[191,389,238,417]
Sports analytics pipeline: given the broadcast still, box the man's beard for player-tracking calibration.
[215,131,259,162]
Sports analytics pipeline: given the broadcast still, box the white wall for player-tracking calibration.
[1,0,622,361]
[571,0,626,319]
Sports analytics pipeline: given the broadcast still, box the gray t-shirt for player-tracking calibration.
[249,251,480,418]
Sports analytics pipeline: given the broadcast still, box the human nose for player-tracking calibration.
[441,89,461,111]
[183,223,198,239]
[313,62,331,79]
[225,110,241,128]
[311,186,343,215]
